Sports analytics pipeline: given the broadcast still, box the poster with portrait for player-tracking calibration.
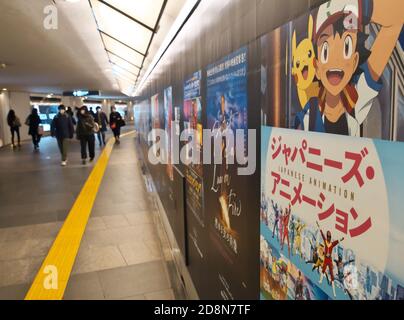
[151,93,161,157]
[205,46,251,299]
[260,0,404,142]
[164,87,174,181]
[183,71,206,296]
[184,71,203,176]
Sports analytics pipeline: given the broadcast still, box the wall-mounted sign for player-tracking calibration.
[63,90,100,97]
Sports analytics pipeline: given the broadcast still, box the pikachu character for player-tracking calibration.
[292,15,319,108]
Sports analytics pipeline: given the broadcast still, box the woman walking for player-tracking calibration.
[109,106,124,144]
[77,106,96,165]
[26,108,42,150]
[7,109,21,148]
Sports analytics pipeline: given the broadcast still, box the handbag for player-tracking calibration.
[118,119,126,127]
[93,122,100,133]
[38,125,44,136]
[14,117,22,127]
[111,123,117,130]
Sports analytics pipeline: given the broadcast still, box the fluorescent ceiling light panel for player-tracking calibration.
[102,0,165,29]
[101,34,144,67]
[91,0,152,54]
[109,53,140,74]
[113,66,137,82]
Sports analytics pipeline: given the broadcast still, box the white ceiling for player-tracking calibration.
[0,0,186,98]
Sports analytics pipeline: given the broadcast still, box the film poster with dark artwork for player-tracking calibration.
[183,71,206,296]
[164,86,174,181]
[205,46,251,299]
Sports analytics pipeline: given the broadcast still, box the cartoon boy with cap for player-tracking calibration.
[295,0,403,136]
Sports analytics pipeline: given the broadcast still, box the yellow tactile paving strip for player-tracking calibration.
[25,131,135,300]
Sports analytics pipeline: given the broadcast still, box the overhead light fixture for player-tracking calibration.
[134,0,200,95]
[2,88,7,91]
[91,0,153,55]
[0,63,6,69]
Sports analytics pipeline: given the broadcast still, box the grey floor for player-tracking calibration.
[0,130,174,300]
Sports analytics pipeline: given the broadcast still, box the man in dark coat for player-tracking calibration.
[26,108,42,150]
[76,106,96,165]
[51,105,74,166]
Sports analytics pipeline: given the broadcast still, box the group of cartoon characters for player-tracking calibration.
[261,194,356,298]
[291,0,403,137]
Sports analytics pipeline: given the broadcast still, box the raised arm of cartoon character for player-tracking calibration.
[316,221,326,241]
[367,0,404,81]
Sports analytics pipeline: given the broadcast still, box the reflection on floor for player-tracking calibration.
[0,131,174,300]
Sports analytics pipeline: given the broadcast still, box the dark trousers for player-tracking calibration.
[31,133,41,147]
[80,135,95,160]
[57,138,69,161]
[10,127,20,146]
[112,127,121,139]
[97,131,106,146]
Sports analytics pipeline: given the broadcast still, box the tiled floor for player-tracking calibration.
[0,130,174,300]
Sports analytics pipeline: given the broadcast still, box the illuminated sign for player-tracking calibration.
[63,90,100,97]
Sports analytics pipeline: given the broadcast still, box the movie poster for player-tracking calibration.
[260,0,404,142]
[164,87,174,181]
[184,71,203,176]
[260,0,404,301]
[261,126,404,300]
[205,46,250,299]
[151,93,161,156]
[183,71,205,228]
[182,71,206,295]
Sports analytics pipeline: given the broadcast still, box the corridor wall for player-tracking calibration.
[134,0,404,300]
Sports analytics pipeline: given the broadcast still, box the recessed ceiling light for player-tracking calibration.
[0,63,6,69]
[2,88,7,91]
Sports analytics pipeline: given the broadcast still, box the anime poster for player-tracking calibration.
[205,46,251,299]
[261,126,404,300]
[164,87,174,181]
[261,0,404,142]
[184,71,203,177]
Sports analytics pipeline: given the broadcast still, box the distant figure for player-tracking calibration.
[94,106,109,147]
[7,109,21,148]
[109,106,124,144]
[26,108,42,150]
[77,106,96,165]
[66,106,77,126]
[89,106,96,118]
[51,105,74,166]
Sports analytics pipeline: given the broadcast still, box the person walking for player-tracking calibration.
[66,106,77,126]
[77,106,96,165]
[94,106,109,147]
[51,105,74,166]
[109,106,124,144]
[7,109,21,148]
[26,108,42,150]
